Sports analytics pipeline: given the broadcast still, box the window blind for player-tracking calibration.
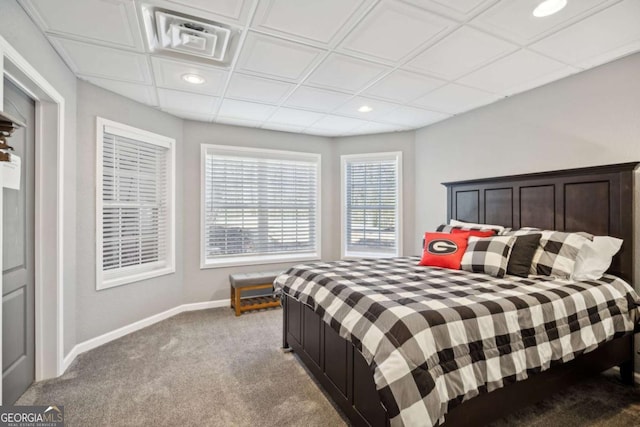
[344,155,399,257]
[203,147,319,265]
[101,131,170,280]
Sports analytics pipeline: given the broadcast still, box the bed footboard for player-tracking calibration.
[283,294,635,427]
[283,295,388,427]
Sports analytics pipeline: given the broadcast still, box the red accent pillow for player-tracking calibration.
[418,232,470,270]
[451,228,496,238]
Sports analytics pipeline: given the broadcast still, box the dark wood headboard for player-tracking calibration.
[443,162,638,283]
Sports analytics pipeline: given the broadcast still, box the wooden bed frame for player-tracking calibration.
[282,162,639,427]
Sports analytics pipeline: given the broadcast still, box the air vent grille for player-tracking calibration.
[150,10,233,63]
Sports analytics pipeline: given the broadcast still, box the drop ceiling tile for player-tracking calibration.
[412,83,502,114]
[225,74,294,104]
[268,108,324,127]
[305,53,391,92]
[341,128,371,136]
[471,0,616,44]
[151,57,228,95]
[284,86,353,112]
[156,0,252,26]
[333,97,400,120]
[49,37,152,83]
[157,88,218,114]
[84,77,158,106]
[402,0,498,21]
[514,67,580,94]
[339,1,457,64]
[354,121,407,135]
[363,70,446,103]
[19,0,144,51]
[162,108,214,122]
[381,105,450,127]
[407,26,518,80]
[309,115,370,133]
[458,49,577,95]
[530,0,640,68]
[252,0,372,46]
[235,32,326,82]
[261,122,307,134]
[218,99,276,122]
[215,117,263,128]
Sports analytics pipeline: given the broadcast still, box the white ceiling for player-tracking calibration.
[19,0,640,137]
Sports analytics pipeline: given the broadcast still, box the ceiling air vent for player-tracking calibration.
[155,11,231,62]
[141,5,238,67]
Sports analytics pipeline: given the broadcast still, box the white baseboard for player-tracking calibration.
[182,299,231,311]
[62,299,231,373]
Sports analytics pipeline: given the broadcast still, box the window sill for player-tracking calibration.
[201,253,320,269]
[98,266,175,290]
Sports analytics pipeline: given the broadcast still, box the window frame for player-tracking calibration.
[200,144,322,269]
[95,117,176,290]
[341,151,403,259]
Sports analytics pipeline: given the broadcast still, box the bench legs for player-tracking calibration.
[229,286,242,316]
[230,283,280,316]
[234,286,242,317]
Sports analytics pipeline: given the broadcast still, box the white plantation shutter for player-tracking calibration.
[97,118,175,289]
[343,153,401,258]
[202,145,320,267]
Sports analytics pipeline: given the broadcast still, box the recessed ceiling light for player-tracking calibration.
[182,73,205,84]
[533,0,567,17]
[358,105,373,113]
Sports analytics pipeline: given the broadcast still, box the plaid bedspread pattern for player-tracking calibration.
[274,257,640,427]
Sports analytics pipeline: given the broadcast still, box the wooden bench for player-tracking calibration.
[229,271,282,316]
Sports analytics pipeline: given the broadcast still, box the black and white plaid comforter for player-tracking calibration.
[274,257,640,427]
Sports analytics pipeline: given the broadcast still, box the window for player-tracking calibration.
[341,152,402,258]
[201,145,320,268]
[96,118,175,289]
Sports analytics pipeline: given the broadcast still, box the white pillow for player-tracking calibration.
[449,219,505,233]
[571,236,623,281]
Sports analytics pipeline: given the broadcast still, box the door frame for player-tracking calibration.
[0,35,66,402]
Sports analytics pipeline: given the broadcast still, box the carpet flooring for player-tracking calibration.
[17,307,640,426]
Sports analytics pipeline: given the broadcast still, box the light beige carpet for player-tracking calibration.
[17,307,640,426]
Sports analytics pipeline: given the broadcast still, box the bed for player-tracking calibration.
[276,162,639,427]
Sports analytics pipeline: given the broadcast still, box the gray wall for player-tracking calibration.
[0,0,78,354]
[414,52,640,278]
[413,52,640,367]
[75,81,184,342]
[333,131,417,256]
[72,96,414,337]
[181,121,335,303]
